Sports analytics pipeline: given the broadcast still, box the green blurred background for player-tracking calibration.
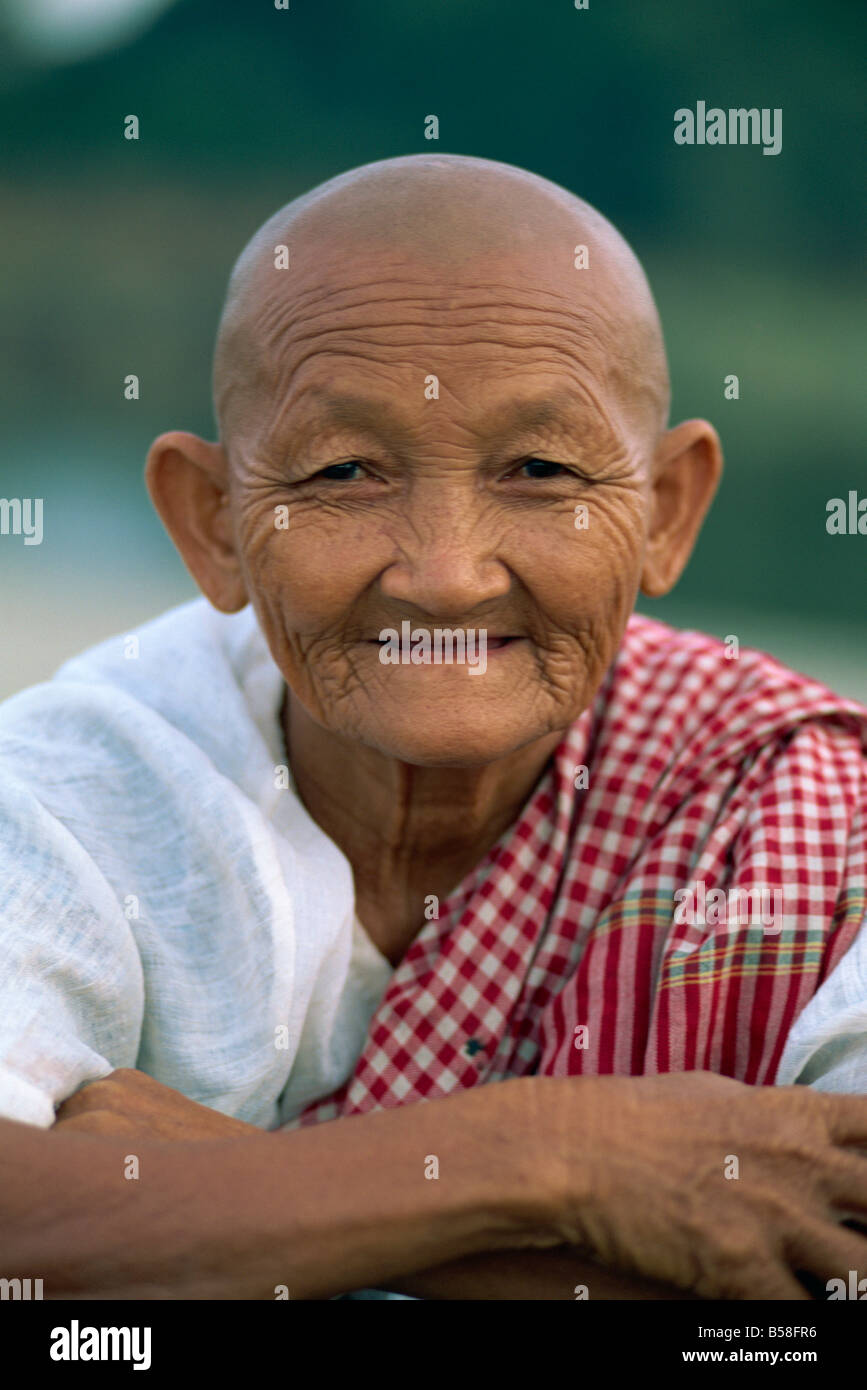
[0,0,864,702]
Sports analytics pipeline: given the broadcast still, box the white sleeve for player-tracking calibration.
[775,913,867,1094]
[0,770,144,1127]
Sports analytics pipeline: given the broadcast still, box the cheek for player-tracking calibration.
[512,489,647,632]
[240,503,387,635]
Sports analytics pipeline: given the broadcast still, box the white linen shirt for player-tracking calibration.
[0,597,394,1130]
[0,596,863,1136]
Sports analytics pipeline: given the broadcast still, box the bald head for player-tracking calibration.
[212,154,670,457]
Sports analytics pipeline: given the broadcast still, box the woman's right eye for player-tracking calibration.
[315,461,365,481]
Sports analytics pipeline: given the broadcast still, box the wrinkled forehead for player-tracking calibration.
[214,179,669,455]
[229,257,653,444]
[263,246,622,375]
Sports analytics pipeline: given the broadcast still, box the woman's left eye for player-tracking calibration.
[518,459,566,480]
[316,461,364,481]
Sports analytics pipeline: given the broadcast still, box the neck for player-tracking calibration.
[282,693,563,962]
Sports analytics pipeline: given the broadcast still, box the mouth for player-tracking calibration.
[366,635,521,648]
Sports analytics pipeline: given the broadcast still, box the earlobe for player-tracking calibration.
[144,431,248,613]
[640,419,723,599]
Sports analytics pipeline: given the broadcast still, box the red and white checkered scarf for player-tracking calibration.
[296,615,867,1125]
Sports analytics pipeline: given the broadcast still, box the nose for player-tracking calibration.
[379,494,511,617]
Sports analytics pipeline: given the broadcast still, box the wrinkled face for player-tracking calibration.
[226,244,654,766]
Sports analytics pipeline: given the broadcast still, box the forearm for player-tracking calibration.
[0,1078,555,1299]
[386,1248,698,1300]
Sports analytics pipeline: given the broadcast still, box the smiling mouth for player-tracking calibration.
[367,635,521,647]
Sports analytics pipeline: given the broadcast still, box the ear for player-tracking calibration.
[144,431,248,613]
[640,419,723,598]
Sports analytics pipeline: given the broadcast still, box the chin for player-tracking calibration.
[357,703,550,767]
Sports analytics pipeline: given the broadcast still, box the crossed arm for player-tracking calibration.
[47,1068,672,1299]
[17,1065,862,1302]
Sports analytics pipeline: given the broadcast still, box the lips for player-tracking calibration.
[369,635,519,647]
[369,635,519,644]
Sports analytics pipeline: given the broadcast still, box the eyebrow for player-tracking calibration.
[304,388,586,441]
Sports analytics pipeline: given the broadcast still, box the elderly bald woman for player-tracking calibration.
[2,155,866,1303]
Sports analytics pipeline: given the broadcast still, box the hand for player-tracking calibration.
[536,1070,867,1300]
[52,1068,261,1141]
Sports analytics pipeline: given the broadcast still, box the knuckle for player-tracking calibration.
[702,1242,775,1300]
[715,1223,763,1272]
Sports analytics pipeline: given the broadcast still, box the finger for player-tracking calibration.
[819,1093,867,1145]
[54,1094,92,1122]
[54,1075,117,1119]
[787,1216,867,1295]
[754,1271,813,1300]
[695,1265,811,1301]
[825,1151,867,1217]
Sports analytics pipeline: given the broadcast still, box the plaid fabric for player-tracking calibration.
[291,616,867,1126]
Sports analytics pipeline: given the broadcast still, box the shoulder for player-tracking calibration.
[614,613,867,765]
[0,597,281,799]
